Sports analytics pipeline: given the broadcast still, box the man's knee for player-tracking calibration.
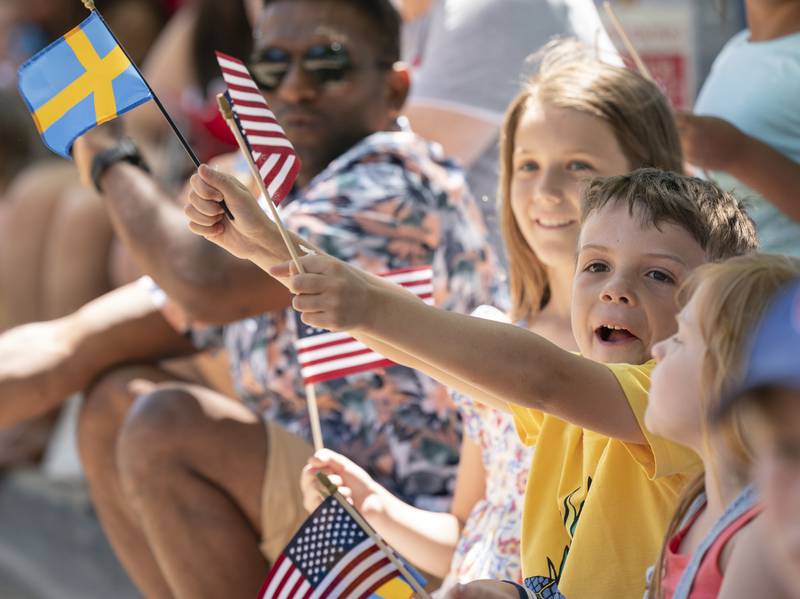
[116,385,201,495]
[78,366,161,470]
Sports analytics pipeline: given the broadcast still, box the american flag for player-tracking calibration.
[259,495,424,599]
[215,51,300,205]
[295,266,434,385]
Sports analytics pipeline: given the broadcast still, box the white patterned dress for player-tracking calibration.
[434,310,534,595]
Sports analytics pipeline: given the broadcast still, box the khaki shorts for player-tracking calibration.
[258,420,315,563]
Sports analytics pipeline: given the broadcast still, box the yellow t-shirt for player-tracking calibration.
[509,361,702,598]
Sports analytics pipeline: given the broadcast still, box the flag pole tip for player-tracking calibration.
[216,93,233,120]
[81,0,97,11]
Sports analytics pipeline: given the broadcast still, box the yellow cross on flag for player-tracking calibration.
[17,12,152,158]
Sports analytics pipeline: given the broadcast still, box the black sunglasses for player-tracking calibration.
[248,42,392,92]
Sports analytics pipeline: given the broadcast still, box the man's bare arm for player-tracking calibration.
[0,281,195,426]
[72,132,292,323]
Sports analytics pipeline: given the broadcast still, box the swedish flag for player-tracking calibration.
[17,12,152,158]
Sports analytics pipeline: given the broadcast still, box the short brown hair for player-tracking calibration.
[499,40,684,321]
[581,168,758,261]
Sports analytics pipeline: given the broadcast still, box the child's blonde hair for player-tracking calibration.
[651,253,800,597]
[499,40,684,321]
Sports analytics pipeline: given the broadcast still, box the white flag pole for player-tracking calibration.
[217,93,324,451]
[602,2,714,182]
[603,1,654,82]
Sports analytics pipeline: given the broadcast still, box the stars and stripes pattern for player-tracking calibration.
[259,496,423,599]
[295,266,434,385]
[215,51,300,205]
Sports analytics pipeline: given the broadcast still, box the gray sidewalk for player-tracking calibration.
[0,396,138,599]
[0,468,139,599]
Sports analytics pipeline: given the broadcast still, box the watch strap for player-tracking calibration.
[90,138,149,193]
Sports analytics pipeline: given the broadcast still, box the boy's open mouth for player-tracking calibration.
[595,324,638,344]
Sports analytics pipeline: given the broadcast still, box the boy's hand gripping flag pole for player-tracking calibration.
[216,92,324,453]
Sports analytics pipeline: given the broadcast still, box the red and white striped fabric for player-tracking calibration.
[295,266,434,385]
[215,51,300,205]
[259,495,422,599]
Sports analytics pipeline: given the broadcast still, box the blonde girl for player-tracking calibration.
[646,253,800,598]
[298,40,685,594]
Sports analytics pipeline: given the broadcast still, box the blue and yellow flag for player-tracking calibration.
[17,12,152,158]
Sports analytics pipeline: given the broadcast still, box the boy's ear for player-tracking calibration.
[385,62,410,117]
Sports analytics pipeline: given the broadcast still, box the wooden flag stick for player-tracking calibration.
[305,384,324,452]
[602,2,714,181]
[603,1,654,82]
[217,93,325,452]
[316,472,431,599]
[79,1,234,218]
[216,94,304,273]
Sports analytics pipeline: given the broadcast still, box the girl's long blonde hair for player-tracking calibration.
[650,253,800,597]
[499,40,684,321]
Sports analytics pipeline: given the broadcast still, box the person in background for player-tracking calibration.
[0,0,168,469]
[678,0,800,253]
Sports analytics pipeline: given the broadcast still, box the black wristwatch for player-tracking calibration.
[90,137,150,193]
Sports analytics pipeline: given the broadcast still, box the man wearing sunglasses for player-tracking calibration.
[0,0,497,596]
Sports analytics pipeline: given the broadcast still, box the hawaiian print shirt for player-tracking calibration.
[157,131,499,509]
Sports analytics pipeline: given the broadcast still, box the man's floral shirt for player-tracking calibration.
[161,131,499,509]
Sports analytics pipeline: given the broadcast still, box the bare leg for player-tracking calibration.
[0,162,76,326]
[116,383,269,598]
[0,165,110,465]
[0,198,11,331]
[78,365,176,599]
[42,184,114,320]
[108,237,142,290]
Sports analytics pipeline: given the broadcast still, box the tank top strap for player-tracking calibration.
[701,503,762,579]
[671,485,759,599]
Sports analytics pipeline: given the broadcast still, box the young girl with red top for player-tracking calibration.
[646,254,800,598]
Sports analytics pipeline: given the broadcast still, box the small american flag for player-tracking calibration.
[295,266,434,385]
[215,51,300,205]
[259,495,424,599]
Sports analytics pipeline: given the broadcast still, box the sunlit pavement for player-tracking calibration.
[0,468,138,599]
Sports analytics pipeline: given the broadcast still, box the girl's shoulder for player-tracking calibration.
[716,514,792,598]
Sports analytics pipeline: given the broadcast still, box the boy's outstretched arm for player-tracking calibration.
[276,255,646,444]
[185,167,645,442]
[185,167,515,414]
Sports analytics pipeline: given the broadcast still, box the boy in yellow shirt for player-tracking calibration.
[183,167,757,597]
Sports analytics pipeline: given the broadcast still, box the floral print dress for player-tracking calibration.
[435,309,533,595]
